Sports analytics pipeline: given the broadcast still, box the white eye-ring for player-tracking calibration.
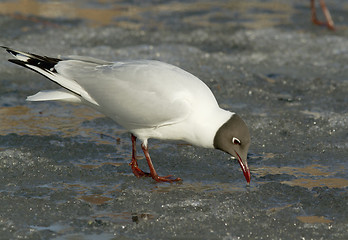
[232,137,241,145]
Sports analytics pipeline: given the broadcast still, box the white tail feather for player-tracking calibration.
[26,65,99,106]
[27,89,82,103]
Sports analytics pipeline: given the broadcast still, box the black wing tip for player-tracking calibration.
[8,59,28,67]
[1,46,18,56]
[2,46,27,66]
[3,47,61,72]
[3,47,81,97]
[2,46,61,62]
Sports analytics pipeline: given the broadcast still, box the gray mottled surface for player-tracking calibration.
[0,0,347,239]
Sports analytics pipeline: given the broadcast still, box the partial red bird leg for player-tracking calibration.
[310,0,335,30]
[129,134,151,177]
[141,143,182,182]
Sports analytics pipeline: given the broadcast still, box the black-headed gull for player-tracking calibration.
[3,47,251,183]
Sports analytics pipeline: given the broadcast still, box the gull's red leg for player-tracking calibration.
[141,143,181,183]
[129,134,151,177]
[310,0,335,30]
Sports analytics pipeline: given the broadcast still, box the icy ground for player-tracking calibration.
[0,0,347,239]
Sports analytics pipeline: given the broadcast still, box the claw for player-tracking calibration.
[152,175,182,183]
[129,161,151,177]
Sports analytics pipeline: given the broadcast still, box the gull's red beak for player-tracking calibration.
[235,151,251,183]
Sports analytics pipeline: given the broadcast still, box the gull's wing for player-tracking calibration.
[55,59,195,129]
[3,47,201,129]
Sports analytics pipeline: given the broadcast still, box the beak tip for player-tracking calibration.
[234,151,251,183]
[244,169,251,183]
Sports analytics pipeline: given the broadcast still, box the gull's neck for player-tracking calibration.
[187,108,234,148]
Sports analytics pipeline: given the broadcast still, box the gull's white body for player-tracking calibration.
[28,58,233,148]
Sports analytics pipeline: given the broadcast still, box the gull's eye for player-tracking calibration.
[232,137,241,145]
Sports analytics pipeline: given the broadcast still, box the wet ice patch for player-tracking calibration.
[328,112,348,128]
[161,199,204,209]
[30,223,70,234]
[0,148,33,168]
[51,233,116,240]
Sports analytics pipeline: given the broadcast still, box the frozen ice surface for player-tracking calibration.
[0,0,348,239]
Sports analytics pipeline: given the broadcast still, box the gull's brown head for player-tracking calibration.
[214,114,251,183]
